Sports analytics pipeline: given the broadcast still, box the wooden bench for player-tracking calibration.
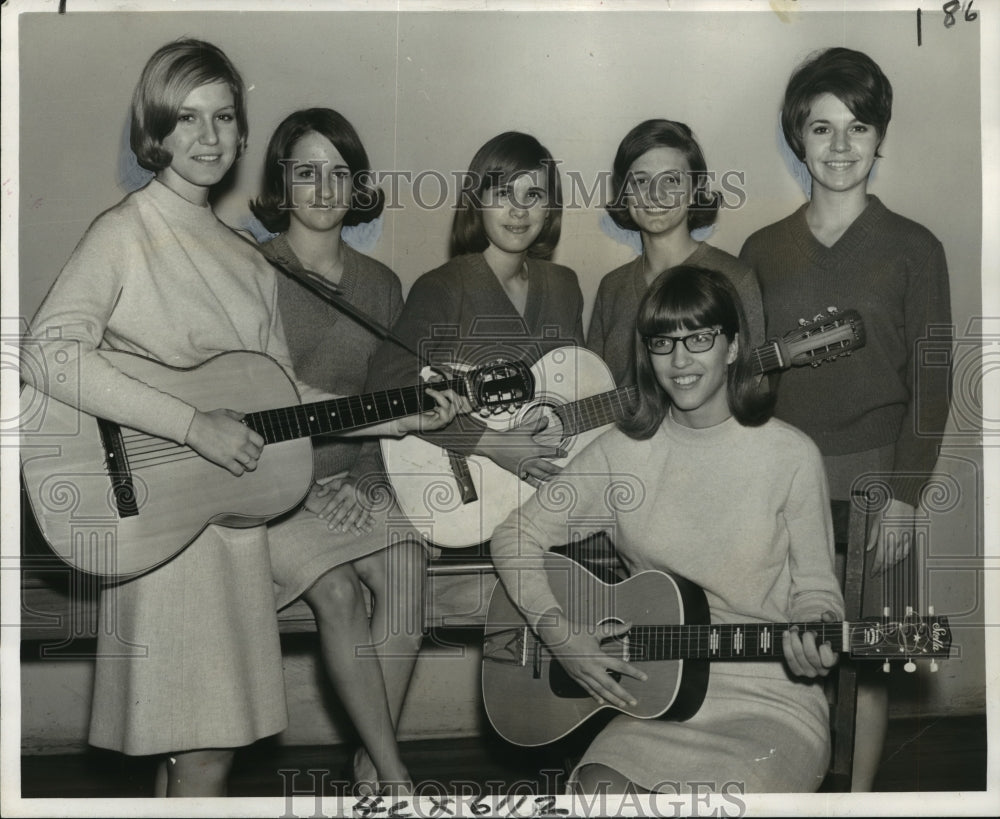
[20,522,623,650]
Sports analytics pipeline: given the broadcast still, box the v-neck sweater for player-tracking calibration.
[260,234,404,478]
[359,252,585,459]
[740,196,952,506]
[586,242,765,387]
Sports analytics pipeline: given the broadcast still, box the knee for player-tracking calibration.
[358,540,426,591]
[166,748,234,794]
[306,566,366,622]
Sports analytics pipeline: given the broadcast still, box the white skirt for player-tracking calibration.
[89,524,287,755]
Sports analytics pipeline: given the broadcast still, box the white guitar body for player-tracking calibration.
[382,347,617,547]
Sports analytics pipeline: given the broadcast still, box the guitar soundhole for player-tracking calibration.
[519,403,568,451]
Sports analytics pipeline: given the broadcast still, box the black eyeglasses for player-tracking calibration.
[643,328,722,355]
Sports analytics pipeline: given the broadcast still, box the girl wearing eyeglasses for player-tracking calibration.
[491,265,843,793]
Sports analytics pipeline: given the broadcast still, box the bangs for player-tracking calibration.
[467,131,559,201]
[636,274,726,338]
[477,160,553,200]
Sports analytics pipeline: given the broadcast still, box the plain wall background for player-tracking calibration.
[12,5,988,721]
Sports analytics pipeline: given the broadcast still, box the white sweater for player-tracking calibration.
[491,412,844,629]
[24,180,328,443]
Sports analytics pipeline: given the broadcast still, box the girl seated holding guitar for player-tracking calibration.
[21,40,464,797]
[360,130,584,488]
[587,119,764,387]
[490,265,843,794]
[250,107,426,794]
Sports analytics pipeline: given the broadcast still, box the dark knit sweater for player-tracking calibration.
[261,234,404,479]
[586,242,765,387]
[740,196,952,506]
[355,252,584,469]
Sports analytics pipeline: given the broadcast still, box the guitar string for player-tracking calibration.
[115,377,465,470]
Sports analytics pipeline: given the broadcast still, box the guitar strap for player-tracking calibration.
[265,255,438,372]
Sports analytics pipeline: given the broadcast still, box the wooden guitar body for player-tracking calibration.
[382,347,617,547]
[482,552,710,746]
[20,350,313,577]
[481,552,951,747]
[21,348,533,577]
[383,309,867,548]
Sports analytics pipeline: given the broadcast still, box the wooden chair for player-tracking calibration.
[823,490,877,792]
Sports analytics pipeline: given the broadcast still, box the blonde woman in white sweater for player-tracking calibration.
[22,39,464,798]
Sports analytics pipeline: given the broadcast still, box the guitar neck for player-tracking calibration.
[622,620,850,662]
[553,340,785,438]
[243,376,466,445]
[750,340,785,376]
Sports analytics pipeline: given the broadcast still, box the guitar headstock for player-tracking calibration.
[847,612,952,669]
[777,307,866,369]
[466,359,535,414]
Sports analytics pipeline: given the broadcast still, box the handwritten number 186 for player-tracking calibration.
[943,1,978,27]
[919,2,978,44]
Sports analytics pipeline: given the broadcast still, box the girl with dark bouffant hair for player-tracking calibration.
[492,264,842,794]
[740,46,952,791]
[588,119,765,387]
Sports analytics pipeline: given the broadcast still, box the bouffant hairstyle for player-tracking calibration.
[781,47,893,161]
[130,38,248,172]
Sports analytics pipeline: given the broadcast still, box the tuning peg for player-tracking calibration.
[882,661,891,673]
[930,660,940,672]
[827,306,839,314]
[904,661,917,673]
[798,318,809,326]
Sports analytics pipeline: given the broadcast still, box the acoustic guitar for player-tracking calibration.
[383,309,866,547]
[20,349,533,577]
[482,552,952,747]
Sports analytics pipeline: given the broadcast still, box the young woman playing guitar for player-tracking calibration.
[491,265,843,794]
[21,41,464,797]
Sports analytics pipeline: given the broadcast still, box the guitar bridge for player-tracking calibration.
[446,450,479,505]
[483,626,528,667]
[97,417,139,518]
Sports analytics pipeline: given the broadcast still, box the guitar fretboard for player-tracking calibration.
[621,621,847,661]
[751,342,784,375]
[243,377,466,444]
[551,340,782,438]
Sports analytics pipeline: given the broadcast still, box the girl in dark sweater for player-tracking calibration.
[740,46,952,791]
[365,131,585,488]
[250,108,417,795]
[587,119,764,387]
